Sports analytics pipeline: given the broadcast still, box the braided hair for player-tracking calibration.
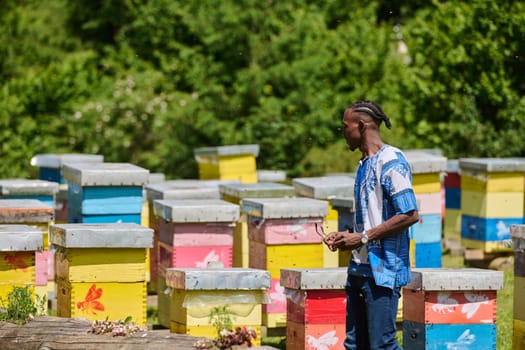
[350,100,392,129]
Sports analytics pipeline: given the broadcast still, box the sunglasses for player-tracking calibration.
[314,223,328,239]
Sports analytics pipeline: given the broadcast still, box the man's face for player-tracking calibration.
[342,109,361,151]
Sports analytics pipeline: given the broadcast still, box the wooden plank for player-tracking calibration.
[0,316,279,350]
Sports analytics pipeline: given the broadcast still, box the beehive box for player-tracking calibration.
[242,197,328,328]
[405,151,447,268]
[144,179,238,292]
[141,172,166,228]
[459,158,525,254]
[30,153,104,184]
[403,268,503,350]
[219,182,295,268]
[0,199,54,297]
[292,175,355,268]
[63,162,149,224]
[0,179,59,208]
[153,199,239,270]
[0,225,42,300]
[0,180,59,287]
[256,169,287,183]
[50,223,153,326]
[165,267,270,343]
[194,144,259,183]
[153,198,239,326]
[281,268,347,350]
[512,225,525,350]
[331,197,354,267]
[444,160,462,244]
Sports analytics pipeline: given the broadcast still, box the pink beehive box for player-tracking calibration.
[153,199,239,275]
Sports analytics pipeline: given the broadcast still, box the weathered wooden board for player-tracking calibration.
[0,316,279,350]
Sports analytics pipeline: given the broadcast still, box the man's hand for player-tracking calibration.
[323,231,362,251]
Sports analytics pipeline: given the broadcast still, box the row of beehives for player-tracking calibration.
[12,147,525,272]
[2,148,525,349]
[3,221,525,349]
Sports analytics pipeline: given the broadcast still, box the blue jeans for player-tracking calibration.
[344,274,402,350]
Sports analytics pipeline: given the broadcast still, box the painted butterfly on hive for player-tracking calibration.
[307,330,339,350]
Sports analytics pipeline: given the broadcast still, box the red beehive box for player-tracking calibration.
[281,267,347,350]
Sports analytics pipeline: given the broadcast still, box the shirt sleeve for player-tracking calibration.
[382,160,418,215]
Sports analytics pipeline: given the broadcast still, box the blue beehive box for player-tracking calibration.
[63,162,149,223]
[0,179,59,208]
[30,153,104,184]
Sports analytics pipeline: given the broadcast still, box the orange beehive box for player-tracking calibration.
[286,320,346,350]
[403,290,497,324]
[50,223,153,326]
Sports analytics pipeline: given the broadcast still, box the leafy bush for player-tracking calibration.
[0,286,46,324]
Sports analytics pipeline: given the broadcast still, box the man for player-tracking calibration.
[324,100,419,350]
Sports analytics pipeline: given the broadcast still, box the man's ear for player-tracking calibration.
[358,120,366,132]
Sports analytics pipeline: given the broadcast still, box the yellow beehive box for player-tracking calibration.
[292,176,355,268]
[249,241,325,278]
[194,144,259,184]
[404,150,447,195]
[461,190,524,218]
[411,173,441,194]
[461,170,525,193]
[50,223,153,326]
[219,182,296,268]
[56,280,147,325]
[0,225,42,301]
[444,208,461,240]
[165,267,270,342]
[55,247,148,283]
[514,319,525,350]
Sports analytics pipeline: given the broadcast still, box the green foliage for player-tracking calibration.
[209,305,234,336]
[400,0,525,158]
[0,0,524,180]
[0,286,46,324]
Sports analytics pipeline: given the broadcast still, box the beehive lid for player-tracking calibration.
[219,182,295,199]
[331,197,355,211]
[292,175,355,199]
[404,150,447,174]
[145,180,239,202]
[511,225,525,250]
[241,197,328,219]
[63,162,150,186]
[0,225,43,251]
[147,173,166,184]
[459,157,525,172]
[194,144,260,157]
[165,268,270,290]
[49,223,153,248]
[30,153,104,168]
[0,179,59,196]
[280,268,347,290]
[447,159,460,173]
[405,268,504,291]
[0,199,54,223]
[153,199,239,223]
[257,170,287,182]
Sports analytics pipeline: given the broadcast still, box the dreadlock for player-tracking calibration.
[350,100,392,129]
